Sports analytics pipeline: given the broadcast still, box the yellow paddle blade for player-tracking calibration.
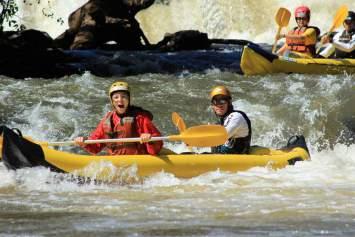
[275,7,291,27]
[316,5,348,54]
[172,112,194,151]
[272,8,291,53]
[329,5,348,32]
[171,112,187,133]
[169,125,227,147]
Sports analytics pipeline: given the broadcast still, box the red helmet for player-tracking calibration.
[295,6,311,19]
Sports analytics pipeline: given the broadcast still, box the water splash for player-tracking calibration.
[13,0,86,37]
[9,0,355,42]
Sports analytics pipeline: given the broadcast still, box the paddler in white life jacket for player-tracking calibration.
[276,6,320,58]
[210,86,251,154]
[74,81,163,155]
[319,11,355,58]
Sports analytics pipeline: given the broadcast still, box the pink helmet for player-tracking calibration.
[295,6,311,18]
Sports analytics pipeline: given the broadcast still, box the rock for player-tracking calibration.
[0,29,80,78]
[156,30,211,51]
[54,0,154,50]
[0,29,53,51]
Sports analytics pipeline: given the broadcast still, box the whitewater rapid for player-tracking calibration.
[13,0,355,43]
[0,1,354,235]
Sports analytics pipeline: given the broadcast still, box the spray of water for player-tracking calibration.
[10,0,355,42]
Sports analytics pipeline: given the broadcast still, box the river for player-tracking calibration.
[1,0,355,236]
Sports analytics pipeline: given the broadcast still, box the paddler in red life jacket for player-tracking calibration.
[74,81,163,155]
[276,6,320,58]
[210,86,252,154]
[319,11,355,58]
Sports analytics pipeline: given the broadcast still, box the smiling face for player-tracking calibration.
[296,17,309,28]
[111,91,129,115]
[211,95,230,117]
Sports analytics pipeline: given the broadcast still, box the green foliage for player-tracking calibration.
[0,0,64,32]
[0,0,19,30]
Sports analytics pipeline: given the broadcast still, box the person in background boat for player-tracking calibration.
[74,81,163,155]
[209,86,251,154]
[276,6,320,58]
[318,11,355,58]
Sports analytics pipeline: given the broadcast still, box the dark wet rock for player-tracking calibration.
[0,29,53,50]
[156,30,211,51]
[0,27,252,79]
[54,0,154,50]
[0,29,80,79]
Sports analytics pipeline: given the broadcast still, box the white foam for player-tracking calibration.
[3,0,351,42]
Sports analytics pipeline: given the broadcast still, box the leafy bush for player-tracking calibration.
[0,0,63,32]
[0,0,20,31]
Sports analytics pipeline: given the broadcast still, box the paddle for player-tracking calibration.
[272,7,291,54]
[171,112,186,133]
[328,5,349,33]
[42,125,228,148]
[172,112,194,151]
[317,5,348,53]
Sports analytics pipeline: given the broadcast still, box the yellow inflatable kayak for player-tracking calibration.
[0,126,310,180]
[240,44,355,75]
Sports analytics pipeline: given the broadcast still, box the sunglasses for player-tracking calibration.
[211,98,229,106]
[344,20,352,25]
[296,17,308,21]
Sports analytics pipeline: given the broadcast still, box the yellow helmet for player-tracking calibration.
[108,81,130,98]
[209,86,231,99]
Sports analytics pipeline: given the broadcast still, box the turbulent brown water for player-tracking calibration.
[0,0,355,236]
[1,72,354,236]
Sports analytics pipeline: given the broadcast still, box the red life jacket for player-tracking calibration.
[102,111,147,155]
[286,26,319,55]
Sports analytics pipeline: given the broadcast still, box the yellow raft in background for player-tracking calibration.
[240,44,355,75]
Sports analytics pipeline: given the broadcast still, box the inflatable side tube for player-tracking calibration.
[247,43,278,62]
